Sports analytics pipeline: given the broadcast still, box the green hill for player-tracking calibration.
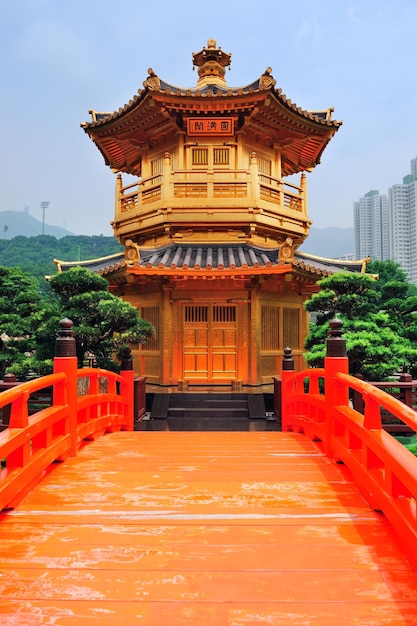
[0,210,74,239]
[0,234,123,292]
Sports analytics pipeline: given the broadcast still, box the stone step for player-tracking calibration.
[168,406,249,419]
[150,392,268,422]
[168,398,248,410]
[168,392,250,420]
[167,417,251,431]
[169,393,248,402]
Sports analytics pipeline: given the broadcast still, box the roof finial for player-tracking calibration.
[192,39,232,88]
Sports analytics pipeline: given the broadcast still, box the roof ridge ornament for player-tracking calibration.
[144,68,160,90]
[259,67,276,90]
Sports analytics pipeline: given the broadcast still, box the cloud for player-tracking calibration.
[294,19,323,47]
[347,4,363,27]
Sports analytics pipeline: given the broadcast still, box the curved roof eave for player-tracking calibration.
[81,72,341,133]
[268,88,341,130]
[297,251,369,274]
[53,251,125,274]
[81,88,148,132]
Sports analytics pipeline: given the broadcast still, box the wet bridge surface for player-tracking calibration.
[1,431,417,625]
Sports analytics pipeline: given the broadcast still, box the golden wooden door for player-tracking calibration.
[183,304,237,382]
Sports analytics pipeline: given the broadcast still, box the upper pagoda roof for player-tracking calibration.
[81,40,342,177]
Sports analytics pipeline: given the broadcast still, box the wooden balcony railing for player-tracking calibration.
[116,166,306,217]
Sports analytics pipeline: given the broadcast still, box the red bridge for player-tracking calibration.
[1,320,417,624]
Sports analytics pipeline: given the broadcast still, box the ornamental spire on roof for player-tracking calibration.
[192,39,231,88]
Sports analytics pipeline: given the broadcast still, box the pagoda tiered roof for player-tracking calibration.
[81,41,342,177]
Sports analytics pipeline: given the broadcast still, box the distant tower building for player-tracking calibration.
[354,157,417,284]
[353,190,389,260]
[389,174,417,283]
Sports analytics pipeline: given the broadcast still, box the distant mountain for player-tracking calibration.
[299,227,354,259]
[0,211,74,239]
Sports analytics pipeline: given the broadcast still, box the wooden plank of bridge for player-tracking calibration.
[1,431,417,625]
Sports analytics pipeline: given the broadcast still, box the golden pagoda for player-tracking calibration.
[72,40,363,390]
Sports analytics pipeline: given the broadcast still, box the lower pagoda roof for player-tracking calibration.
[54,244,367,279]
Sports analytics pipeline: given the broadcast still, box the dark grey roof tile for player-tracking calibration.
[55,244,366,277]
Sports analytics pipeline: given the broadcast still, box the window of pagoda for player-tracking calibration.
[243,139,282,182]
[186,142,233,171]
[142,147,175,180]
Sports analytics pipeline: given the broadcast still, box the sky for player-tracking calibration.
[1,0,416,237]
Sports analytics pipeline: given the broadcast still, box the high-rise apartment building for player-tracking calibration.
[389,175,417,283]
[353,190,389,260]
[353,157,417,284]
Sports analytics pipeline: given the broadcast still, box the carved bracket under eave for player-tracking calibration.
[124,239,140,265]
[278,237,295,263]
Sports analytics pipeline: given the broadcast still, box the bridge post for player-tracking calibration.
[324,318,349,458]
[53,318,78,456]
[119,348,134,431]
[280,346,295,430]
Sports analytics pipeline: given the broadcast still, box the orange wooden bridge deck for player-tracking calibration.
[2,320,417,624]
[2,430,417,625]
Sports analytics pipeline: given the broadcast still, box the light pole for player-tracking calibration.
[40,201,49,235]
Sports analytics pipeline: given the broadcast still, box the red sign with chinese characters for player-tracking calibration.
[187,118,234,136]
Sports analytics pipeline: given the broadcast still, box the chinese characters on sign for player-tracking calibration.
[188,118,234,136]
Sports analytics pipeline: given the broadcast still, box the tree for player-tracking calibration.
[47,267,154,368]
[0,265,154,380]
[366,259,416,293]
[0,234,122,294]
[366,260,417,344]
[306,272,380,322]
[304,269,417,380]
[0,266,44,377]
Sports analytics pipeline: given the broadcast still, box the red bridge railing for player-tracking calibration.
[0,319,134,511]
[280,318,417,571]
